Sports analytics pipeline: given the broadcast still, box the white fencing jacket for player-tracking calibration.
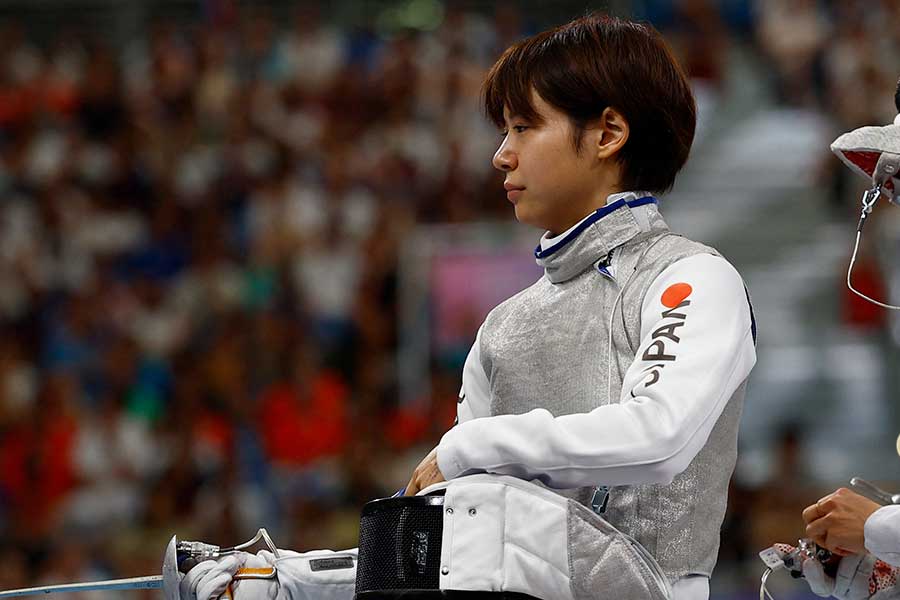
[437,193,758,600]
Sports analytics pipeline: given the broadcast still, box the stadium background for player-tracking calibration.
[0,0,897,597]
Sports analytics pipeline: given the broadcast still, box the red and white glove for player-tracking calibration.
[769,543,900,599]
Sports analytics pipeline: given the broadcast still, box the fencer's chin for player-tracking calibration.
[512,203,546,231]
[512,203,529,225]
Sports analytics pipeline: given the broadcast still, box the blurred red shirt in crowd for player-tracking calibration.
[257,370,349,466]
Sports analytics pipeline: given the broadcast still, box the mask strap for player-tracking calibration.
[846,184,900,311]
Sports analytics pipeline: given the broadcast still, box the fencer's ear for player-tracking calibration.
[593,107,629,161]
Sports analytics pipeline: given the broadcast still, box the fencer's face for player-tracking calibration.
[492,91,606,235]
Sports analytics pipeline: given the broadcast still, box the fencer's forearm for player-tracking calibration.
[438,255,756,488]
[436,346,749,489]
[865,505,900,566]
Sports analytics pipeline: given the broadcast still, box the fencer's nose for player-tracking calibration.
[492,140,517,172]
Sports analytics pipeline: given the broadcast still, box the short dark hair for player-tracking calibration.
[482,13,696,194]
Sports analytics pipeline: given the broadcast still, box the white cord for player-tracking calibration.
[259,528,281,558]
[846,185,900,311]
[759,568,776,600]
[847,229,900,310]
[228,528,281,558]
[606,284,625,405]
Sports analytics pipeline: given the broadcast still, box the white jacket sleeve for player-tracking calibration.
[436,253,757,488]
[865,505,900,566]
[456,325,492,425]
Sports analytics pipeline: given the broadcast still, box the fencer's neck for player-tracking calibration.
[533,192,665,284]
[539,191,652,251]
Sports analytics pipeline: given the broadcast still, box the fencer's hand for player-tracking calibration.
[802,488,881,555]
[404,447,445,496]
[179,555,245,600]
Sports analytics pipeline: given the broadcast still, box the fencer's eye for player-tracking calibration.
[500,125,528,138]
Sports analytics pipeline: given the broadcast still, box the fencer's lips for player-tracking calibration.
[504,182,525,203]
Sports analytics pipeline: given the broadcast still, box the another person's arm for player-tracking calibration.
[804,487,900,566]
[864,505,900,566]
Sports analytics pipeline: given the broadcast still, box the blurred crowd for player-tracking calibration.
[0,0,896,597]
[756,0,900,210]
[755,0,900,334]
[758,0,900,344]
[0,2,519,589]
[755,0,900,125]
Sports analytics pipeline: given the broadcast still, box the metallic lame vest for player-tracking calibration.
[478,198,747,581]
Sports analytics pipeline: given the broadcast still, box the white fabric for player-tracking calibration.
[438,252,755,600]
[538,190,653,254]
[456,325,490,422]
[830,123,900,202]
[833,553,876,600]
[426,474,671,599]
[435,476,574,599]
[866,505,900,566]
[832,124,900,160]
[801,552,874,600]
[802,555,835,597]
[670,577,708,600]
[438,253,756,488]
[180,555,246,600]
[172,549,357,600]
[171,474,679,600]
[266,549,357,600]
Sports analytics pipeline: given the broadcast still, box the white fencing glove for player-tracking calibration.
[180,555,247,600]
[161,533,356,600]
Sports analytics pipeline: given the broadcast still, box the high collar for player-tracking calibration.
[534,195,667,284]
